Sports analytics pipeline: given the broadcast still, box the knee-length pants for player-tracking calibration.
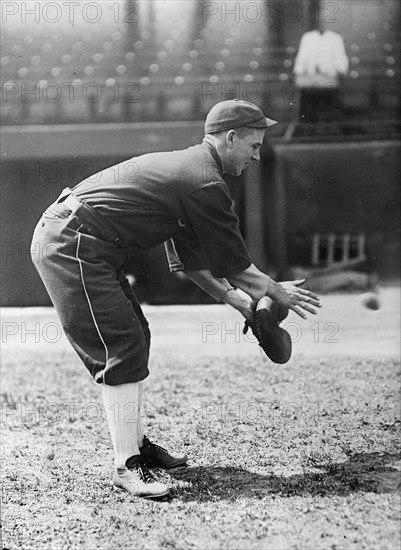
[31,200,150,386]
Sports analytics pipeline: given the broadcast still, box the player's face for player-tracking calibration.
[226,129,266,176]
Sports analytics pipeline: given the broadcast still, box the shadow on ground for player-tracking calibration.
[168,452,401,501]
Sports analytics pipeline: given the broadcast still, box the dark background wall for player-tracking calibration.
[1,0,400,305]
[1,123,208,306]
[271,139,400,275]
[1,122,400,306]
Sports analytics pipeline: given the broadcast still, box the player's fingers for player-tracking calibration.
[290,304,307,319]
[298,289,320,300]
[299,301,318,314]
[301,296,321,307]
[292,278,306,287]
[294,291,320,306]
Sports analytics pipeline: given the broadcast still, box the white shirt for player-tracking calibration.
[294,30,349,86]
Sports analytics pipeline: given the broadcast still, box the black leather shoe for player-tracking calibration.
[140,436,188,469]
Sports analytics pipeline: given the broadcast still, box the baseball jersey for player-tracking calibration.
[72,139,251,278]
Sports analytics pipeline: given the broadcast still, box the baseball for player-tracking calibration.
[360,292,380,310]
[126,273,136,287]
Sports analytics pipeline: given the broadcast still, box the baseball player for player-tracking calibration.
[31,100,321,499]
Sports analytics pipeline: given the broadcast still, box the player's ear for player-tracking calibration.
[225,130,235,149]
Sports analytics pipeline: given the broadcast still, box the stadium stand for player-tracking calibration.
[1,0,399,126]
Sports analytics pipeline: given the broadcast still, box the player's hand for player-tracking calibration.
[276,279,321,319]
[242,301,256,323]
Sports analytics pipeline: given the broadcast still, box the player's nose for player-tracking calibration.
[251,150,260,161]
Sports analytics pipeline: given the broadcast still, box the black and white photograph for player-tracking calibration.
[1,0,400,548]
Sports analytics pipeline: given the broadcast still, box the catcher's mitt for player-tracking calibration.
[243,296,292,364]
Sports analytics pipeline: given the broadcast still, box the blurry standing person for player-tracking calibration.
[294,20,349,123]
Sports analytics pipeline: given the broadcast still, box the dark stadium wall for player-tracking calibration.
[1,155,213,307]
[2,156,115,307]
[2,122,400,307]
[1,122,206,307]
[270,140,400,277]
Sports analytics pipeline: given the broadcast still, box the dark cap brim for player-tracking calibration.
[250,117,278,128]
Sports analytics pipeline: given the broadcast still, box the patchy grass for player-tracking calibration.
[1,290,400,549]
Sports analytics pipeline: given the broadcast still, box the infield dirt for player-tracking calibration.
[1,287,400,549]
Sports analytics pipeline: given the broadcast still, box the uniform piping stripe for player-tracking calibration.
[76,233,109,383]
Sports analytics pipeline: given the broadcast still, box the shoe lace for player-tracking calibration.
[126,454,156,484]
[137,460,155,484]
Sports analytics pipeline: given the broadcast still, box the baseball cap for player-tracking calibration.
[204,99,277,134]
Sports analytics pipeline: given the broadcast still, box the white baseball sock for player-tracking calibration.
[101,382,140,470]
[137,381,144,448]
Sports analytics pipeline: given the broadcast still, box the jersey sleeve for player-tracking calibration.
[176,183,251,278]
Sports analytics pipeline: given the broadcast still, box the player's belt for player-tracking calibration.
[56,187,125,247]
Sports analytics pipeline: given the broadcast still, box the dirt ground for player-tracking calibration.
[1,287,400,549]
